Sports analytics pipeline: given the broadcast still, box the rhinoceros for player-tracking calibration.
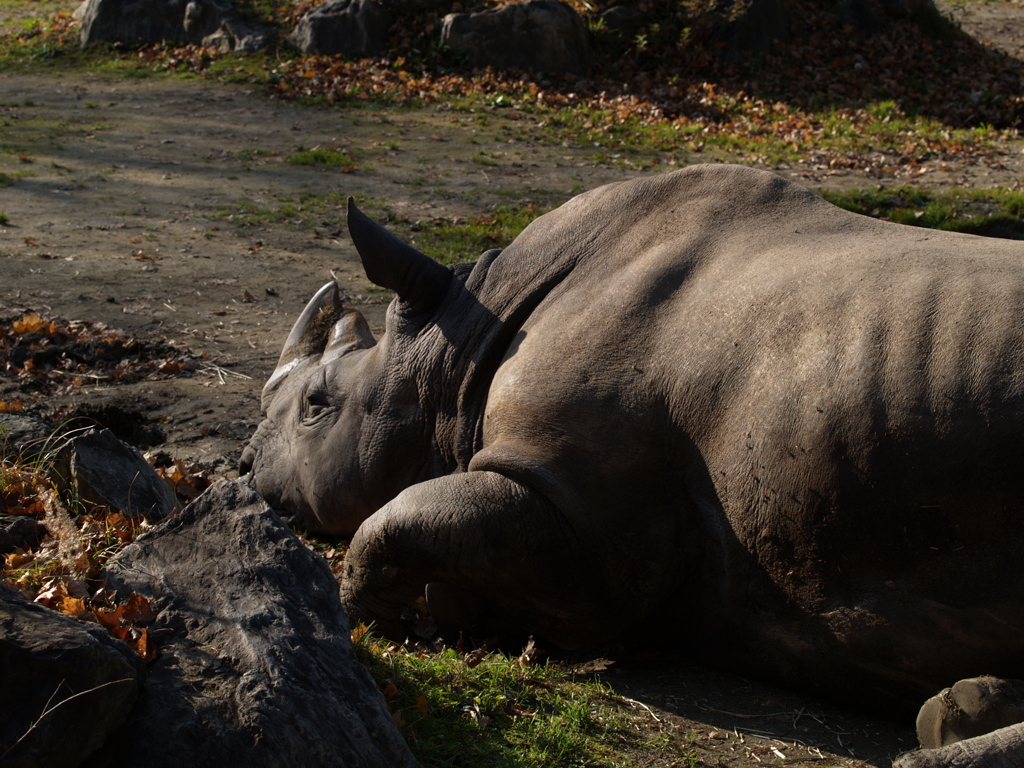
[240,165,1024,728]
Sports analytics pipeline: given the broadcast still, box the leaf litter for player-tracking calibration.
[2,311,213,661]
[1,310,203,399]
[122,0,1024,182]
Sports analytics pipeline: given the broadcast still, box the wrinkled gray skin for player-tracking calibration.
[242,165,1024,724]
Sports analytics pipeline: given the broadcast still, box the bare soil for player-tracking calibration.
[2,1,1023,765]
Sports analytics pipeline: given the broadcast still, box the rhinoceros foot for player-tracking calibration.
[916,676,1024,750]
[895,720,1024,768]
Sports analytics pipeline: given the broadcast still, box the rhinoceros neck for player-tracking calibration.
[414,250,583,474]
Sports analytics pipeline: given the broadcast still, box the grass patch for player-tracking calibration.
[821,186,1024,239]
[287,147,358,170]
[216,190,547,262]
[0,211,9,226]
[353,628,655,767]
[411,204,548,264]
[216,190,352,227]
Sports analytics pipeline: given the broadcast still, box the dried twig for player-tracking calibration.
[620,695,662,723]
[705,705,799,719]
[48,369,110,381]
[200,364,252,382]
[0,678,136,761]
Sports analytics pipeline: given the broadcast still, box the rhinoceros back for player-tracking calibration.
[466,165,1024,710]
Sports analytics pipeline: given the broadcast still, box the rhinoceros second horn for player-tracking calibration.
[321,309,376,365]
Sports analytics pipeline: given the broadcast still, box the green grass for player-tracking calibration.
[0,211,9,226]
[215,191,540,261]
[353,629,655,767]
[216,190,351,227]
[287,147,358,170]
[821,186,1024,239]
[410,205,547,264]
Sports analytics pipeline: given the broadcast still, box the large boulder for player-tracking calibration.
[0,584,146,768]
[78,0,265,52]
[85,479,417,768]
[441,0,594,75]
[291,0,393,56]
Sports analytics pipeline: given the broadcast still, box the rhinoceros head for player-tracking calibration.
[239,200,453,534]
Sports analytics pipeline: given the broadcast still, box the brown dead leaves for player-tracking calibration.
[153,457,212,504]
[31,578,160,662]
[4,498,160,662]
[0,311,200,397]
[2,448,208,662]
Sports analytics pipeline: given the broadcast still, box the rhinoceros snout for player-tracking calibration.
[238,444,256,476]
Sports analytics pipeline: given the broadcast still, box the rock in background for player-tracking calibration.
[77,0,266,52]
[716,0,791,58]
[54,428,178,523]
[0,584,146,768]
[84,479,417,768]
[441,0,594,74]
[291,0,393,56]
[0,413,55,464]
[1,413,56,556]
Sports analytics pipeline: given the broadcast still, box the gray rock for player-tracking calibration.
[0,413,55,464]
[720,0,790,57]
[78,0,265,51]
[0,515,47,554]
[54,428,177,522]
[596,6,647,45]
[87,479,417,768]
[291,0,393,56]
[202,19,266,52]
[441,0,594,75]
[836,0,939,34]
[0,583,145,768]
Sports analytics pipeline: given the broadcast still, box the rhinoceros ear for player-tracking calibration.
[321,309,376,366]
[347,198,452,314]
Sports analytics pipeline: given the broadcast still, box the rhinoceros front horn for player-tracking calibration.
[347,198,452,314]
[269,281,343,384]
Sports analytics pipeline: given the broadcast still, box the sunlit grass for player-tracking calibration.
[821,186,1024,238]
[352,628,657,768]
[287,147,358,169]
[410,205,547,264]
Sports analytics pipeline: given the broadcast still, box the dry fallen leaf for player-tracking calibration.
[416,694,430,718]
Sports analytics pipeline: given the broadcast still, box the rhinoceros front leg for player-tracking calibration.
[340,471,617,648]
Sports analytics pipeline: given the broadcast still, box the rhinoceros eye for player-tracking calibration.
[302,368,337,425]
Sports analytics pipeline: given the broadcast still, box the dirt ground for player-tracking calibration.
[2,1,1024,765]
